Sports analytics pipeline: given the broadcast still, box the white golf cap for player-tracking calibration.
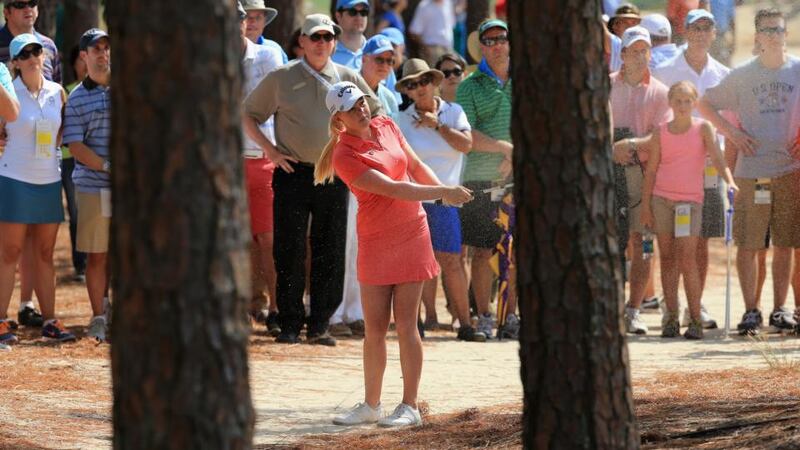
[641,14,671,39]
[325,81,366,115]
[622,25,651,48]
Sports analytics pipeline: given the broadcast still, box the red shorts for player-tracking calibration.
[244,158,275,236]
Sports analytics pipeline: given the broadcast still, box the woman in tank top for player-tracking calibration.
[613,81,737,340]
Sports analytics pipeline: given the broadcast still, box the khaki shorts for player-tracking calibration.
[77,192,110,253]
[651,195,702,237]
[625,165,645,235]
[734,170,800,250]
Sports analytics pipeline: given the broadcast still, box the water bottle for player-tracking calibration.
[642,231,654,260]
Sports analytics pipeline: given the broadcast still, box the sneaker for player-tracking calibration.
[17,306,44,327]
[73,271,86,283]
[661,311,680,338]
[682,304,718,329]
[87,316,108,343]
[0,320,18,345]
[266,312,281,337]
[378,403,422,428]
[348,320,365,337]
[497,314,520,340]
[103,297,112,325]
[306,331,336,346]
[329,322,353,337]
[42,320,76,343]
[332,402,382,426]
[769,307,798,330]
[275,331,300,344]
[641,296,660,310]
[684,319,703,340]
[0,342,10,352]
[476,313,494,339]
[737,309,763,336]
[625,307,648,334]
[794,310,800,335]
[457,325,487,342]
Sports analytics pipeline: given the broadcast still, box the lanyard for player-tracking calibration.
[300,58,340,90]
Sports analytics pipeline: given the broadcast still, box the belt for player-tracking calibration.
[244,149,263,159]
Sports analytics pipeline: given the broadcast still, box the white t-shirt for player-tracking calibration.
[653,51,730,99]
[396,98,470,186]
[0,76,63,184]
[242,38,283,155]
[409,0,455,48]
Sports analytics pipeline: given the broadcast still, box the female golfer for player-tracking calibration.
[614,80,737,340]
[316,81,472,427]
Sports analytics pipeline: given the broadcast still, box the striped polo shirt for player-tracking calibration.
[0,27,61,83]
[455,64,512,183]
[63,77,111,193]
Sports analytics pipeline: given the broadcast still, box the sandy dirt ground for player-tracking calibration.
[2,3,800,449]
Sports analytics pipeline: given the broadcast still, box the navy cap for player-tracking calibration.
[79,28,108,50]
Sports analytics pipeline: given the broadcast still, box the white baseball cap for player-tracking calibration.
[641,14,671,39]
[622,25,651,49]
[325,81,366,115]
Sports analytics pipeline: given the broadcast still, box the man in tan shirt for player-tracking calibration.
[243,13,382,346]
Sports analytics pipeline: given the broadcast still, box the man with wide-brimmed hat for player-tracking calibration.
[242,0,287,64]
[243,14,382,346]
[608,3,641,38]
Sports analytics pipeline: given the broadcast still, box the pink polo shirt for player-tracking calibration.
[610,68,672,162]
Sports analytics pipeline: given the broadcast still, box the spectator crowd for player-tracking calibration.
[0,0,799,429]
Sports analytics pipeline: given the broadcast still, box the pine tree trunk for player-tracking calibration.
[265,0,302,51]
[35,0,59,38]
[63,0,100,84]
[106,1,254,448]
[509,1,640,448]
[466,0,489,34]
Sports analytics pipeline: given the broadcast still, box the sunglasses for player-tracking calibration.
[441,68,463,78]
[480,34,509,47]
[373,56,395,66]
[757,26,786,35]
[403,75,433,91]
[15,46,42,61]
[341,8,369,17]
[8,0,37,9]
[688,23,714,32]
[309,32,335,42]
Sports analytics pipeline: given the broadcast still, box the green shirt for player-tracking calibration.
[455,70,512,183]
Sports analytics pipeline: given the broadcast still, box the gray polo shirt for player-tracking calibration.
[244,59,384,164]
[703,56,800,178]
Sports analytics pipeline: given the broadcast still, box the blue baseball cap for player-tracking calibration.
[478,19,508,38]
[336,0,368,10]
[379,27,405,46]
[10,33,41,60]
[685,9,715,27]
[363,35,394,56]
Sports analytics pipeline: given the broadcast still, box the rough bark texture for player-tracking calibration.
[34,0,59,38]
[107,1,254,449]
[264,0,301,51]
[509,1,640,449]
[62,0,100,84]
[466,0,489,35]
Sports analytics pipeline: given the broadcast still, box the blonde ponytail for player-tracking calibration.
[314,115,343,185]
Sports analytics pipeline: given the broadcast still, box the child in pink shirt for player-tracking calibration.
[614,81,737,340]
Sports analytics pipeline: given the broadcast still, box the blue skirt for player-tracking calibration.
[0,175,64,224]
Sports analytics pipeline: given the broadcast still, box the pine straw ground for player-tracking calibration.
[259,368,800,450]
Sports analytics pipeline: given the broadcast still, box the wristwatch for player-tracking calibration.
[435,122,442,131]
[102,160,111,173]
